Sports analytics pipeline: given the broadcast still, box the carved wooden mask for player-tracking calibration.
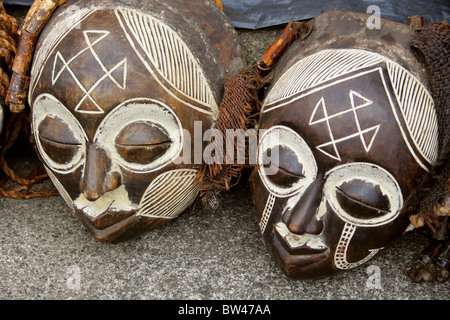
[252,11,440,279]
[0,100,3,143]
[29,0,245,243]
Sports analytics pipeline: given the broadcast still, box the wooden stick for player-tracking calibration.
[260,21,312,69]
[6,0,68,113]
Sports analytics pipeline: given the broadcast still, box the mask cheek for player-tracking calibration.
[351,214,411,250]
[46,165,91,210]
[45,168,74,209]
[253,175,281,234]
[311,196,330,231]
[331,208,410,271]
[136,169,200,219]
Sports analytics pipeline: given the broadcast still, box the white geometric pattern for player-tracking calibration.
[138,169,200,219]
[386,61,438,165]
[259,193,276,234]
[310,90,380,161]
[261,48,438,171]
[264,49,384,107]
[334,222,381,270]
[52,30,128,114]
[115,8,218,117]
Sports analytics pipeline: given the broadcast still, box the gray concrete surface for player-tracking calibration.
[1,144,449,300]
[0,6,449,301]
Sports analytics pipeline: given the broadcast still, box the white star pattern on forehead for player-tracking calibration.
[261,49,438,171]
[309,90,380,161]
[52,30,128,114]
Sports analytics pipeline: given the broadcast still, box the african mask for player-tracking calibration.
[29,0,245,243]
[0,98,3,142]
[252,11,440,279]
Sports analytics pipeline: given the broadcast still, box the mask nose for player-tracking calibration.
[80,144,121,201]
[282,175,324,235]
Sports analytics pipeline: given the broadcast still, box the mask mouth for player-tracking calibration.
[275,222,328,255]
[73,186,140,240]
[74,185,135,219]
[73,206,138,242]
[74,203,136,231]
[73,204,170,243]
[71,169,200,242]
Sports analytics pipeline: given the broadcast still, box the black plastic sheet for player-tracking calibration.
[3,0,450,29]
[221,0,450,29]
[4,0,32,5]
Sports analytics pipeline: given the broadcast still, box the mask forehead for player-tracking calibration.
[30,8,217,139]
[260,49,438,188]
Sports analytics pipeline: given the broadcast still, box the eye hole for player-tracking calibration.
[324,163,403,226]
[115,122,172,165]
[38,116,83,165]
[335,179,391,220]
[264,146,305,188]
[258,125,317,198]
[94,98,183,173]
[32,94,87,173]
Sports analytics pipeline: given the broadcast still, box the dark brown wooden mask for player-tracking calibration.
[0,99,3,143]
[29,0,245,243]
[252,10,439,279]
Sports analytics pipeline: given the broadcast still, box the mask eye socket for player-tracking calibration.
[95,98,183,173]
[39,116,83,165]
[324,163,403,226]
[336,179,391,220]
[263,146,305,188]
[258,126,317,198]
[115,122,172,165]
[32,94,86,173]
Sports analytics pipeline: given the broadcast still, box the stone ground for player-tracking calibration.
[0,4,449,302]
